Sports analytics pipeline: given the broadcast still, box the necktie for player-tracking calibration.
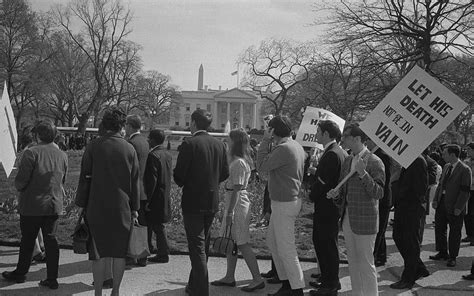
[442,165,452,190]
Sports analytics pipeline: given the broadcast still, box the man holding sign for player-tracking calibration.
[327,123,385,296]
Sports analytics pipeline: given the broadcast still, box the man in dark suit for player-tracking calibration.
[125,115,150,267]
[144,129,172,263]
[365,139,392,267]
[2,121,68,290]
[390,155,429,289]
[307,120,347,296]
[430,144,472,267]
[174,109,229,296]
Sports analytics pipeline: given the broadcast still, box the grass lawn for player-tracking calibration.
[0,149,347,261]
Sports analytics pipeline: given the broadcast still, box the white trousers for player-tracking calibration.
[266,199,305,289]
[342,213,378,296]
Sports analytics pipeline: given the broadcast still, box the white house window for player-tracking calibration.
[185,114,190,127]
[207,104,211,111]
[196,104,201,110]
[186,103,190,111]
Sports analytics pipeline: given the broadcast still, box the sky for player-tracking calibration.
[30,0,327,91]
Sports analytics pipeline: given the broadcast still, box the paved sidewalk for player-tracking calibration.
[1,213,474,295]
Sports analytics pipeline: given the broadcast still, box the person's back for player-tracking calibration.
[4,120,68,290]
[175,132,228,213]
[265,139,305,202]
[16,141,68,216]
[87,135,138,208]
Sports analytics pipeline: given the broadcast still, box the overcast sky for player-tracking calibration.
[31,0,326,91]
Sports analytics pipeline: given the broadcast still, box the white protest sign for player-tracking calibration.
[360,65,468,168]
[0,82,17,177]
[295,107,345,148]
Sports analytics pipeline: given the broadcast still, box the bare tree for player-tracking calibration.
[134,71,177,127]
[238,38,314,115]
[53,0,132,132]
[288,45,393,122]
[107,40,142,109]
[0,0,41,127]
[434,55,474,143]
[44,31,94,126]
[317,0,474,74]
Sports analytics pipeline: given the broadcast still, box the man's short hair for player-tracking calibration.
[343,123,368,142]
[149,129,165,145]
[191,109,212,130]
[268,115,292,138]
[102,106,127,132]
[126,114,142,130]
[318,120,341,140]
[445,144,461,158]
[35,120,57,143]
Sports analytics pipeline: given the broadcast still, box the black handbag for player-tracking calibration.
[212,223,237,256]
[71,214,89,254]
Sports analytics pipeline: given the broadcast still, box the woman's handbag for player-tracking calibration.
[71,214,89,254]
[212,223,237,256]
[127,223,151,259]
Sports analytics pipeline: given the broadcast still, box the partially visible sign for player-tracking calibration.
[295,107,345,149]
[360,65,468,168]
[0,82,17,177]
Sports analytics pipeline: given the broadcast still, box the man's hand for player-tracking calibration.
[355,156,367,176]
[454,208,461,216]
[263,127,273,140]
[327,188,339,199]
[132,211,139,225]
[307,166,316,175]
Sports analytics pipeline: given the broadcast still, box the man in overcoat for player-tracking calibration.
[144,129,172,263]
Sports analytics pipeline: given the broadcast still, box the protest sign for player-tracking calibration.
[0,82,17,177]
[360,65,468,168]
[295,107,345,148]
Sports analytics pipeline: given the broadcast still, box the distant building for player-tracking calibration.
[170,65,265,131]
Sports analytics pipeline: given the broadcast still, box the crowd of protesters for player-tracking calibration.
[2,108,473,296]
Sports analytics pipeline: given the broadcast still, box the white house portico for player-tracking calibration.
[169,65,264,131]
[170,87,263,130]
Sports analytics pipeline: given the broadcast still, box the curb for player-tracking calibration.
[0,240,348,264]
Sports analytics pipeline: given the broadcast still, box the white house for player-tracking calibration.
[169,65,265,130]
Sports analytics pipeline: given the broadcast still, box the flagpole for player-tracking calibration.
[237,63,239,89]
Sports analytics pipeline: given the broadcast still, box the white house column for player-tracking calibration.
[213,101,218,128]
[226,102,230,123]
[240,103,244,128]
[253,103,257,128]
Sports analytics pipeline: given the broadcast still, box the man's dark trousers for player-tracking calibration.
[183,213,215,296]
[434,198,464,258]
[464,191,474,239]
[150,223,169,256]
[374,205,390,263]
[16,215,59,279]
[393,207,427,283]
[313,213,340,289]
